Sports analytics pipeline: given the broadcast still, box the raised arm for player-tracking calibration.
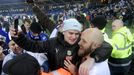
[10,25,49,53]
[32,5,55,33]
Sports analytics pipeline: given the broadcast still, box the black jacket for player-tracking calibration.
[12,32,112,70]
[13,33,80,70]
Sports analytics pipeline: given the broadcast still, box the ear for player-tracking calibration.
[91,41,101,52]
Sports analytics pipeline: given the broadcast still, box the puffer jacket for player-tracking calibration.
[12,32,112,71]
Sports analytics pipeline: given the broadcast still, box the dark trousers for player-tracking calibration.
[128,57,134,75]
[108,64,130,75]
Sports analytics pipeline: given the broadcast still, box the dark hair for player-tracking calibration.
[30,22,42,34]
[23,19,31,24]
[91,15,107,30]
[3,53,40,75]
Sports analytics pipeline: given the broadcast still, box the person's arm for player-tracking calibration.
[79,57,95,75]
[12,32,49,53]
[26,0,55,33]
[32,5,55,33]
[78,41,112,75]
[10,26,49,53]
[90,41,112,62]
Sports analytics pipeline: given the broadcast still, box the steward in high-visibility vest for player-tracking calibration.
[41,68,72,75]
[108,19,133,75]
[109,26,133,63]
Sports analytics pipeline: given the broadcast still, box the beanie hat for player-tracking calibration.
[62,18,82,32]
[30,22,42,34]
[91,15,107,30]
[3,53,40,75]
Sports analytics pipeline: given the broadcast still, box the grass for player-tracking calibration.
[105,20,113,39]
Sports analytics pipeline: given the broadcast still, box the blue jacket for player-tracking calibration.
[27,32,48,41]
[0,29,10,44]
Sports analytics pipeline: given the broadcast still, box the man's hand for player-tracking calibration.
[91,40,102,51]
[9,25,22,37]
[79,57,95,75]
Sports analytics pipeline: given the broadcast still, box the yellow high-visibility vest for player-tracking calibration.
[111,27,133,58]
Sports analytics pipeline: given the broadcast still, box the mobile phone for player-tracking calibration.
[14,18,18,34]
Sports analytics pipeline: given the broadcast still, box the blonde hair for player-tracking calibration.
[8,40,15,46]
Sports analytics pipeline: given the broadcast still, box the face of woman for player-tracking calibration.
[63,30,81,45]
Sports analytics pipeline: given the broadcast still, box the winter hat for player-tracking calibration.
[30,22,42,34]
[62,18,82,32]
[3,53,40,75]
[91,15,107,30]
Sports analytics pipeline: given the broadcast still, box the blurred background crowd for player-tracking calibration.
[0,0,134,33]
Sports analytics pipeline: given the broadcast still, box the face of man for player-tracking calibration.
[9,42,23,54]
[112,20,123,31]
[78,31,92,57]
[78,28,104,57]
[63,30,80,45]
[24,21,31,30]
[112,23,118,31]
